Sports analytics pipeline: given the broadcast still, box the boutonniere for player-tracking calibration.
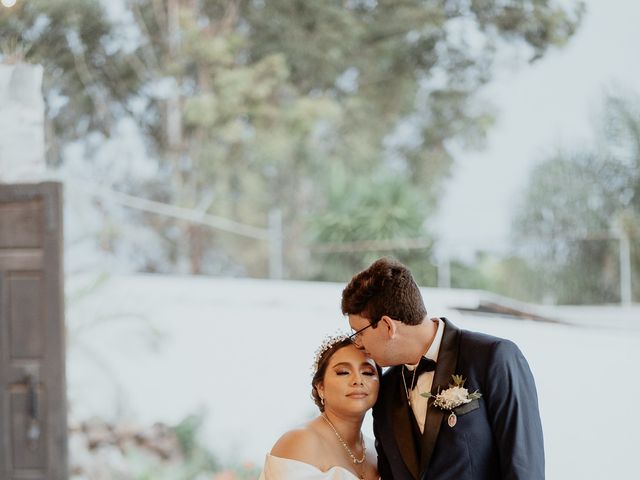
[421,375,481,427]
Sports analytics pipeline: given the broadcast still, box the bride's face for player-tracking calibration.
[317,344,379,415]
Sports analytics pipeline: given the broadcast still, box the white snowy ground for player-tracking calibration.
[66,274,640,479]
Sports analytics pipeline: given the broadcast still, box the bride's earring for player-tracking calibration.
[320,395,325,406]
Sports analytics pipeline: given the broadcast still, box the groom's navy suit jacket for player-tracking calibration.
[373,318,544,480]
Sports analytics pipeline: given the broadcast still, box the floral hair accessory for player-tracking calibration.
[311,332,351,375]
[421,375,482,427]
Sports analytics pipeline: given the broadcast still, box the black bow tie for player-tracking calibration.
[401,357,437,390]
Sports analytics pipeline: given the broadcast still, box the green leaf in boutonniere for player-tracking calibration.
[451,374,466,387]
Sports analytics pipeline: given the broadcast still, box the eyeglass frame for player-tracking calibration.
[348,321,374,345]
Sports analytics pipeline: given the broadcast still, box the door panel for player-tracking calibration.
[8,273,44,359]
[0,201,43,249]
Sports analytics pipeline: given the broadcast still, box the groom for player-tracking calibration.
[341,257,544,479]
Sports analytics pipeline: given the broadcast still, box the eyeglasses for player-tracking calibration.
[348,322,373,345]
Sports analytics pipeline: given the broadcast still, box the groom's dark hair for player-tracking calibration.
[341,257,427,327]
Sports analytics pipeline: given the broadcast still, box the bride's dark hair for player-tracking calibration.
[311,338,353,412]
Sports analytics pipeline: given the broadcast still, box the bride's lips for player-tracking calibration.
[346,392,369,398]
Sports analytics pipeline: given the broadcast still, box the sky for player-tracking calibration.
[434,0,640,257]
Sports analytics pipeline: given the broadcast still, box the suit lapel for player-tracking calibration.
[388,367,420,479]
[419,318,460,473]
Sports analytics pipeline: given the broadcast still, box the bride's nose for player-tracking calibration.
[352,372,364,385]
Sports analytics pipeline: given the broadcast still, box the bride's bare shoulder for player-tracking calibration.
[270,421,325,464]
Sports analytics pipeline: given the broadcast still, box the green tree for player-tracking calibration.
[0,0,143,162]
[511,92,640,303]
[243,0,584,181]
[309,170,436,283]
[1,0,584,277]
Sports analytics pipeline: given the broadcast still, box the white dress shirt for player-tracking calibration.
[405,317,444,433]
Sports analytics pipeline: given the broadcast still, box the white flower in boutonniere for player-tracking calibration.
[421,375,482,427]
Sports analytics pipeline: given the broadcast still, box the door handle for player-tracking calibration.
[25,374,40,451]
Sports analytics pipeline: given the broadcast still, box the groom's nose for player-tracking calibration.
[352,338,366,350]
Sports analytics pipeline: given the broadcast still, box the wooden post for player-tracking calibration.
[619,230,632,305]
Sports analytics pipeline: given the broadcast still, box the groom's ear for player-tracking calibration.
[380,315,397,338]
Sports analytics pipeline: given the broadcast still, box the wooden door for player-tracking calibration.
[0,182,67,480]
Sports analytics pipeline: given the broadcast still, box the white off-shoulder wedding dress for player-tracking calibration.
[258,454,364,480]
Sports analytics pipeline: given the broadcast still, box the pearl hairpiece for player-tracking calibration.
[312,332,352,375]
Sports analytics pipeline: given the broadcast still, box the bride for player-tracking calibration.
[259,335,380,479]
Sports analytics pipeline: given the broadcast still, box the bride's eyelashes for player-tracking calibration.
[334,368,376,376]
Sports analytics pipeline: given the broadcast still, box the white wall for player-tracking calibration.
[0,62,46,183]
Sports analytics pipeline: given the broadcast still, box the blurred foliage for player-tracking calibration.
[172,411,221,477]
[0,0,141,161]
[69,414,260,480]
[509,92,640,304]
[448,253,548,302]
[0,0,583,278]
[308,168,436,282]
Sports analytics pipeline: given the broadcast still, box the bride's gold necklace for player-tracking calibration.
[321,414,366,479]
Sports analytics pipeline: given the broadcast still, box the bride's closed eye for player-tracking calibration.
[335,368,376,376]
